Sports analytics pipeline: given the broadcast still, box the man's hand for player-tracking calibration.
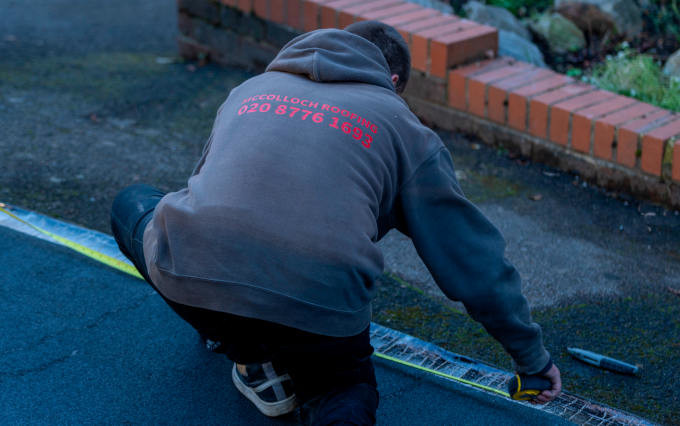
[532,363,562,404]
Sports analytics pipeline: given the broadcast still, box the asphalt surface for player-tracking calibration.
[0,225,567,425]
[1,0,679,423]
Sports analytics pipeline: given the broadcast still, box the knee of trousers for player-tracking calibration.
[111,184,164,234]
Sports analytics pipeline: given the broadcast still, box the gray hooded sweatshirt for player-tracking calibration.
[143,29,550,374]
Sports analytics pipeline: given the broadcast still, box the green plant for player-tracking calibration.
[587,47,680,112]
[646,0,680,43]
[484,0,552,17]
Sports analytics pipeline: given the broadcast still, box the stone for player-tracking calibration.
[498,29,546,67]
[663,49,680,81]
[529,13,586,55]
[554,0,643,38]
[463,1,531,40]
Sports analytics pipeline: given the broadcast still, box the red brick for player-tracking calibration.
[270,0,285,23]
[548,90,616,147]
[673,140,680,182]
[335,0,402,28]
[254,0,269,18]
[237,0,253,13]
[641,118,680,176]
[592,102,659,160]
[304,0,339,32]
[320,0,362,28]
[411,20,472,72]
[220,0,238,7]
[487,68,554,124]
[507,75,573,132]
[429,24,497,78]
[447,58,514,111]
[286,0,304,29]
[303,0,318,31]
[382,8,440,29]
[528,83,594,139]
[466,63,533,117]
[616,110,671,167]
[395,14,457,43]
[570,95,637,154]
[359,2,420,21]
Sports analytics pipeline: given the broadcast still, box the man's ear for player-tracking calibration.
[391,74,399,87]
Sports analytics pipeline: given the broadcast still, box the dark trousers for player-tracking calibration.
[110,184,378,425]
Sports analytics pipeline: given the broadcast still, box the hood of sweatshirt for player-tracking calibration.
[265,29,395,92]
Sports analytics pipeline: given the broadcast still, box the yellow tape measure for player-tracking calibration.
[373,352,511,398]
[0,203,143,280]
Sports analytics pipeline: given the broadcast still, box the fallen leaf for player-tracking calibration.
[529,194,543,201]
[89,113,100,123]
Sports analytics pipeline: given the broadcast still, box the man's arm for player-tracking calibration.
[390,147,553,380]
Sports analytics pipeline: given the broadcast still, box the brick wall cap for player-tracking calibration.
[489,67,552,91]
[551,90,615,110]
[530,82,594,105]
[622,110,675,133]
[450,57,514,77]
[511,74,573,96]
[383,8,440,26]
[433,22,496,42]
[414,18,475,38]
[397,14,458,32]
[598,102,659,126]
[574,95,637,119]
[645,117,680,140]
[345,0,404,15]
[360,2,422,20]
[469,62,533,84]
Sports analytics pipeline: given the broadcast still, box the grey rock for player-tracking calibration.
[463,1,531,40]
[529,13,586,55]
[663,49,680,80]
[554,0,643,38]
[499,30,546,67]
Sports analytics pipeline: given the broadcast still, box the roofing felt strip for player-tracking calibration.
[0,202,655,425]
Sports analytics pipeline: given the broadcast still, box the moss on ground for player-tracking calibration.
[459,170,523,204]
[373,273,680,425]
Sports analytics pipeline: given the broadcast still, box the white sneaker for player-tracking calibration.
[231,362,297,417]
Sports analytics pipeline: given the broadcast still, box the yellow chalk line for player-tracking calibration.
[0,203,143,280]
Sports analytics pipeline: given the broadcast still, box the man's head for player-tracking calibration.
[344,21,411,93]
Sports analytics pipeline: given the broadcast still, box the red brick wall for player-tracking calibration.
[177,0,680,208]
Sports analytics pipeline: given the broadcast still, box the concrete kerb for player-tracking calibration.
[404,95,680,208]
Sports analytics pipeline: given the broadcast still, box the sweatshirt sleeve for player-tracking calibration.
[391,147,550,374]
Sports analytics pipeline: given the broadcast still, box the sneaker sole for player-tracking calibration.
[231,364,297,417]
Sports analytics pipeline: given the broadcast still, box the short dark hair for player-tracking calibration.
[344,20,411,93]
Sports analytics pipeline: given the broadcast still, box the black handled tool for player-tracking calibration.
[507,374,552,400]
